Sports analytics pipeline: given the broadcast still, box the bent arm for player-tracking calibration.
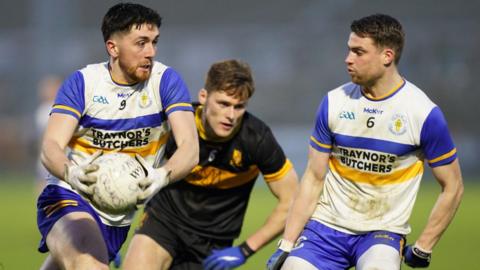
[282,147,330,244]
[163,110,199,182]
[41,113,78,180]
[415,159,464,250]
[244,169,299,251]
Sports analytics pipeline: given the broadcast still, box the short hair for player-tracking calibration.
[101,3,162,42]
[351,14,405,64]
[204,59,255,100]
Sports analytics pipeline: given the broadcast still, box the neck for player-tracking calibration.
[362,68,403,99]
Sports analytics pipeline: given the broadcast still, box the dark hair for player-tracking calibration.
[204,59,255,100]
[351,14,405,64]
[101,3,162,42]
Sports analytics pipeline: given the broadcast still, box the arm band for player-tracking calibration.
[239,241,255,258]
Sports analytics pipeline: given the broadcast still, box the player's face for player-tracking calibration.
[199,89,248,139]
[114,24,159,83]
[345,32,386,87]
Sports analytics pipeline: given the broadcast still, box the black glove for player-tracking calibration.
[404,244,432,268]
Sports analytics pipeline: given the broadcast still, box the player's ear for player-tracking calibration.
[106,39,119,57]
[198,88,208,105]
[383,48,395,66]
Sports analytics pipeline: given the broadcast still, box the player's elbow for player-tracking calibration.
[188,141,199,169]
[40,139,56,168]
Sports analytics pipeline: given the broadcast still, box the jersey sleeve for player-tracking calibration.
[420,106,457,167]
[159,68,193,115]
[50,71,85,119]
[254,127,293,182]
[309,95,333,153]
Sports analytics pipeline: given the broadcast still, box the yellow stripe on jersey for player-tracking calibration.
[329,157,424,185]
[263,159,293,182]
[165,102,193,113]
[428,148,456,164]
[43,199,78,217]
[69,133,169,157]
[310,136,332,149]
[186,165,260,189]
[53,105,81,118]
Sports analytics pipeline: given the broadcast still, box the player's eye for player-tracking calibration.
[352,48,364,56]
[234,104,246,110]
[219,101,230,108]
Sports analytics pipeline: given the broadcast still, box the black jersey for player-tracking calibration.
[146,104,292,240]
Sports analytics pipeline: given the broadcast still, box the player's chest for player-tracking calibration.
[86,84,159,118]
[331,98,419,143]
[198,142,252,172]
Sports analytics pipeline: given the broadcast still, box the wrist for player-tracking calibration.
[277,239,294,252]
[239,241,255,258]
[413,242,432,258]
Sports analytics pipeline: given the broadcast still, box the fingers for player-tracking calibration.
[83,164,99,174]
[137,185,154,203]
[75,181,95,195]
[78,173,97,184]
[202,257,216,270]
[138,176,153,188]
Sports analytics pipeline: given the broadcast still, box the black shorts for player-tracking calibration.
[135,209,234,270]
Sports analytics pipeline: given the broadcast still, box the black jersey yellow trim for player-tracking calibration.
[186,165,260,189]
[263,159,293,182]
[195,105,242,142]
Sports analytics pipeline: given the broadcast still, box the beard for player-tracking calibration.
[119,59,152,83]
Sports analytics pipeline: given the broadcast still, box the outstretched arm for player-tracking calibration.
[266,147,329,270]
[203,168,298,270]
[245,168,299,251]
[404,159,463,268]
[415,159,463,250]
[281,147,329,245]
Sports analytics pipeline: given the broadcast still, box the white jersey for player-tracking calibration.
[48,61,193,226]
[309,79,457,235]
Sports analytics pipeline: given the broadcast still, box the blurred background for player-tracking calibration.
[0,0,479,269]
[1,0,479,175]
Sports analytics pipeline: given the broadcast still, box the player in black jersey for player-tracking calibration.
[123,59,299,270]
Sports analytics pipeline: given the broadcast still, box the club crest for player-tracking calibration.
[389,113,407,135]
[138,91,152,108]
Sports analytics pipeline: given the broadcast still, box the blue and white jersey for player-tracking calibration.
[48,61,193,226]
[309,79,456,235]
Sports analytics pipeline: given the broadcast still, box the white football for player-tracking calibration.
[90,153,145,214]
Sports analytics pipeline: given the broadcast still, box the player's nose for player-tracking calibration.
[144,43,156,58]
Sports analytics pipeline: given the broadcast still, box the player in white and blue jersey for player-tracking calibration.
[36,3,199,269]
[267,14,463,270]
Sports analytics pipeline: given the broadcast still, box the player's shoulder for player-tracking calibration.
[396,80,438,118]
[328,82,361,98]
[77,62,109,81]
[324,82,361,104]
[151,61,170,75]
[240,111,272,139]
[79,62,108,74]
[402,80,436,106]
